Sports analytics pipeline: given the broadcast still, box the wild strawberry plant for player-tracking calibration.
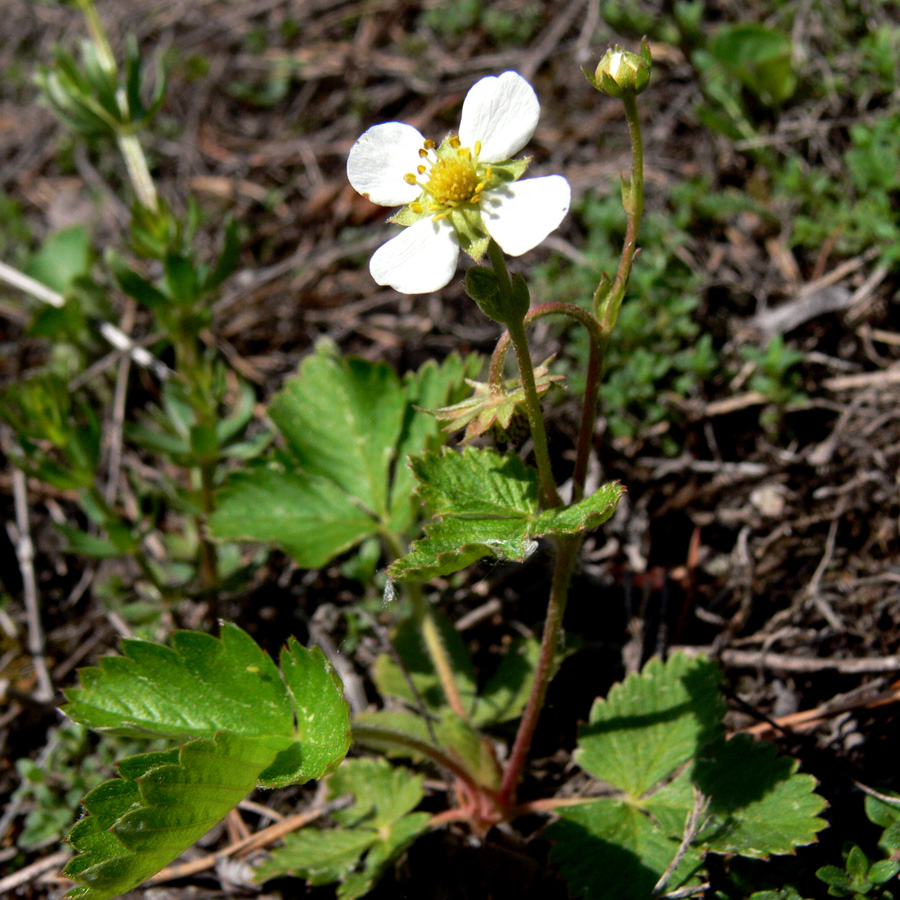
[0,4,835,899]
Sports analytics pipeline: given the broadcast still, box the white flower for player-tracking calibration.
[347,71,571,294]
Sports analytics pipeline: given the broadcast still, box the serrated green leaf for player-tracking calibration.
[575,653,725,798]
[63,732,290,900]
[265,638,351,787]
[62,624,351,899]
[256,759,430,898]
[209,466,378,568]
[554,654,827,900]
[212,348,477,568]
[389,447,623,581]
[696,735,828,857]
[269,343,407,518]
[411,445,538,518]
[534,481,627,533]
[547,797,703,900]
[389,515,539,580]
[64,624,293,738]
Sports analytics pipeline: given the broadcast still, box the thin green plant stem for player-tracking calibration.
[383,531,469,720]
[486,242,561,510]
[575,91,644,498]
[594,93,644,332]
[196,459,219,594]
[498,532,579,809]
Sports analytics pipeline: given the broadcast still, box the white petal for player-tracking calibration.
[482,175,571,257]
[370,219,460,294]
[458,71,540,163]
[347,122,427,207]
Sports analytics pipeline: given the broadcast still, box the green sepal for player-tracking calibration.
[449,206,490,261]
[509,272,531,320]
[487,156,531,186]
[464,265,503,321]
[388,200,430,227]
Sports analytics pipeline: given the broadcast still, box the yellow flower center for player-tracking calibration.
[426,155,480,204]
[404,136,492,220]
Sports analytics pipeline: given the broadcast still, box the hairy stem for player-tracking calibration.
[485,242,561,510]
[352,726,487,792]
[499,532,579,809]
[497,94,645,810]
[576,91,644,499]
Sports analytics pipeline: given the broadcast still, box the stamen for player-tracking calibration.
[449,135,461,148]
[474,140,482,155]
[403,173,418,185]
[410,201,424,213]
[417,165,426,174]
[418,148,428,158]
[424,140,436,149]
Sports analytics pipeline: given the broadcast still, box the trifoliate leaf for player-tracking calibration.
[549,654,827,900]
[256,759,430,899]
[575,653,725,799]
[328,758,424,827]
[210,345,479,566]
[62,624,351,900]
[388,447,623,581]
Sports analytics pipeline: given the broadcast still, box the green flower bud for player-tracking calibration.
[588,39,652,98]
